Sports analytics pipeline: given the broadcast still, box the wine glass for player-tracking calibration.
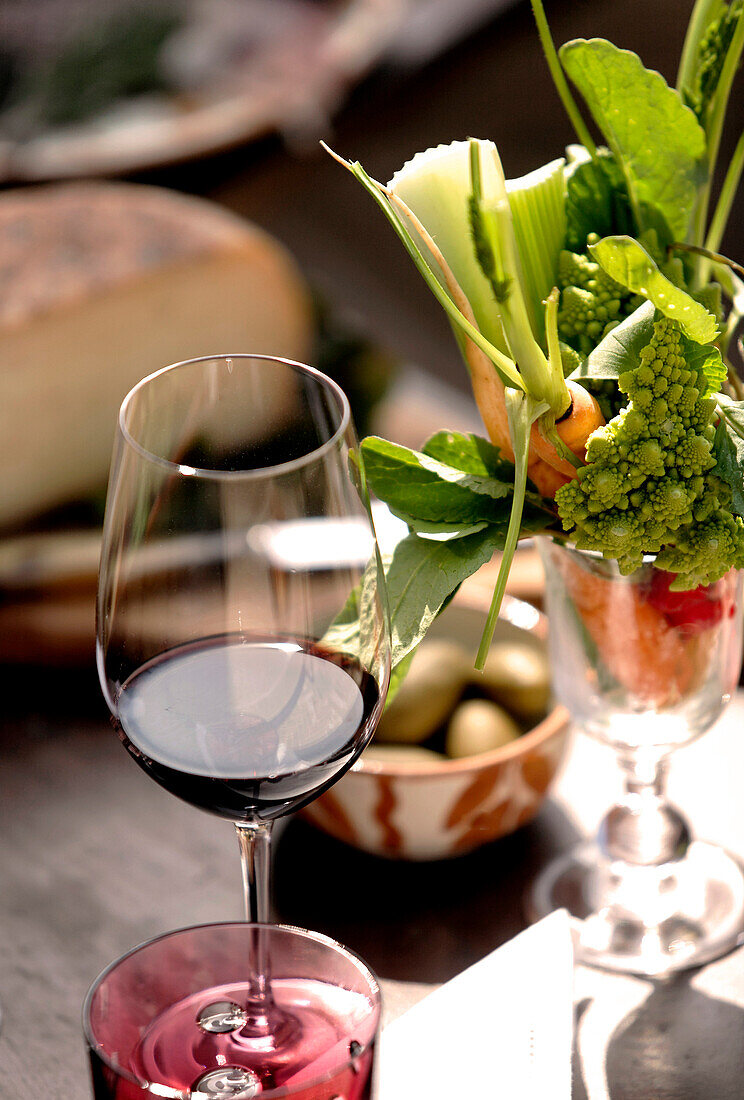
[531,539,744,975]
[96,354,390,1089]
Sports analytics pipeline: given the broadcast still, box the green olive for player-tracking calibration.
[445,699,521,759]
[478,641,551,723]
[363,744,446,765]
[376,639,470,744]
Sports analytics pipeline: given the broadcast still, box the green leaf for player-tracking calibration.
[322,551,387,670]
[573,301,655,381]
[713,417,744,517]
[421,430,513,478]
[685,339,726,396]
[589,235,718,343]
[384,527,505,667]
[573,297,725,395]
[564,149,635,252]
[402,519,491,541]
[559,38,707,242]
[420,429,555,516]
[361,436,513,525]
[384,647,416,705]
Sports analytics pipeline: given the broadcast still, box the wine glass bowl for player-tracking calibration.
[531,540,744,975]
[97,354,390,832]
[540,543,742,754]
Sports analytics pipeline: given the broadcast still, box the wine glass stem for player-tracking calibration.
[235,821,275,1016]
[600,751,691,866]
[235,820,274,923]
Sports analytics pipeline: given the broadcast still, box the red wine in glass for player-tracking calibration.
[115,634,381,822]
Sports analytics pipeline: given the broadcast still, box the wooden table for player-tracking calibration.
[3,660,744,1097]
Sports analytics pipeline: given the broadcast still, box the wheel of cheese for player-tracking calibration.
[0,181,313,526]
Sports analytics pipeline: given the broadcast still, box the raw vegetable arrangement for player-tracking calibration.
[327,0,744,704]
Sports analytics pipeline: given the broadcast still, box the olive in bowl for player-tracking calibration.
[303,593,569,860]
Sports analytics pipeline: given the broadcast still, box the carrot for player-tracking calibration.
[528,459,572,497]
[529,381,605,477]
[557,552,697,707]
[466,335,597,493]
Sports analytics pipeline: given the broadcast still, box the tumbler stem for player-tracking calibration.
[599,751,691,866]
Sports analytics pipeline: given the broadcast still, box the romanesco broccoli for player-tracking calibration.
[555,313,744,588]
[557,233,640,356]
[557,231,690,358]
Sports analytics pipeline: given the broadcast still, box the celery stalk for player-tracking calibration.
[506,158,567,341]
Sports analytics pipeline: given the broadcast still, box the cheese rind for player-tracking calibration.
[0,182,313,525]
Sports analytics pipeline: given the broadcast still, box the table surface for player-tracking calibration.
[3,663,744,1098]
[3,1,744,1095]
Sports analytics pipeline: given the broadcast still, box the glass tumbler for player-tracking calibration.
[84,923,381,1099]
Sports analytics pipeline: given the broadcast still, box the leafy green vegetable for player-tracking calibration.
[589,235,718,342]
[712,418,744,517]
[685,339,727,395]
[383,527,509,668]
[360,435,552,533]
[573,301,655,381]
[717,393,744,462]
[360,436,513,525]
[682,0,744,123]
[564,149,635,252]
[322,549,388,674]
[560,38,707,242]
[557,312,744,588]
[420,430,513,478]
[506,157,567,340]
[557,233,643,356]
[329,0,744,677]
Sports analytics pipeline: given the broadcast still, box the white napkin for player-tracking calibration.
[377,910,574,1098]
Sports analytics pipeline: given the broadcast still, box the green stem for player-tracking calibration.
[703,128,744,270]
[691,4,744,285]
[475,392,544,670]
[469,140,566,411]
[704,4,744,181]
[669,240,744,277]
[676,0,724,94]
[543,286,572,417]
[529,0,597,156]
[540,415,584,469]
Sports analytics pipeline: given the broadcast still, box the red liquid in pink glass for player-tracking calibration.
[88,978,376,1099]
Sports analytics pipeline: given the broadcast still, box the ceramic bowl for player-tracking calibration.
[303,592,569,860]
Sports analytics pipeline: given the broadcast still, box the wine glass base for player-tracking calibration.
[530,840,744,976]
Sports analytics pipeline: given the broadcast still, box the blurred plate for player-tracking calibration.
[0,0,407,182]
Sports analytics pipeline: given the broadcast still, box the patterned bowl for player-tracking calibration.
[304,592,569,860]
